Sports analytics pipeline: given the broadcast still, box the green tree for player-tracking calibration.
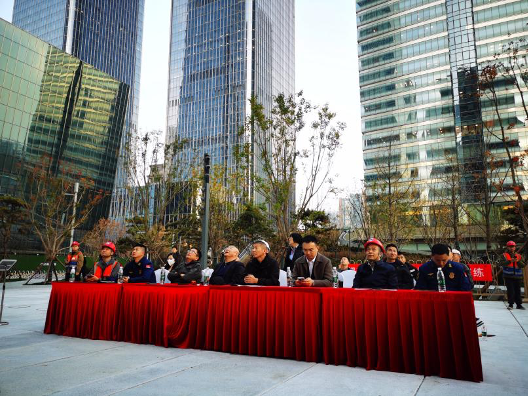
[231,203,273,246]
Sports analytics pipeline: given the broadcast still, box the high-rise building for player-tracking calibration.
[166,0,295,218]
[12,0,145,220]
[0,19,129,238]
[357,0,528,248]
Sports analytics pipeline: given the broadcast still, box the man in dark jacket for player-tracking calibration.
[385,243,414,289]
[415,244,471,291]
[243,240,280,286]
[353,238,397,289]
[284,232,304,271]
[210,245,245,285]
[168,247,202,284]
[123,243,156,283]
[292,235,333,287]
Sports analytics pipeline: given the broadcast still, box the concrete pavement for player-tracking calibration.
[0,281,527,396]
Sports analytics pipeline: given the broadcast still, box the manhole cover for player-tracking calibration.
[7,305,30,309]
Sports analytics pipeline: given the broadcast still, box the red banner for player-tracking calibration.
[347,263,493,282]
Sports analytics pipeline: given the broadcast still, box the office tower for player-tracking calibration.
[166,0,295,218]
[357,0,528,247]
[0,19,129,238]
[12,0,145,220]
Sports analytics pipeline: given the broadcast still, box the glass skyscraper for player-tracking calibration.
[167,0,295,212]
[12,0,145,220]
[357,0,528,241]
[0,18,129,225]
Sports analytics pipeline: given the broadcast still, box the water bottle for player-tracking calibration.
[204,273,210,286]
[117,266,123,284]
[332,267,338,288]
[437,267,446,292]
[160,268,166,285]
[287,267,293,287]
[69,266,75,282]
[482,324,487,339]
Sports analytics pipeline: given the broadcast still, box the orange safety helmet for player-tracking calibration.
[364,238,385,254]
[506,241,516,247]
[71,241,80,247]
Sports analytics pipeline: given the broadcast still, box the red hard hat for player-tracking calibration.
[364,238,385,254]
[101,241,116,253]
[71,241,80,247]
[506,241,516,247]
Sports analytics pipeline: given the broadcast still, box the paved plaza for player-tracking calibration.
[0,281,527,396]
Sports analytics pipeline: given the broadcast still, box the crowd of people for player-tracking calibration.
[63,234,526,309]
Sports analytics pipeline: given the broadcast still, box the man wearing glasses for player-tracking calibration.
[168,247,203,284]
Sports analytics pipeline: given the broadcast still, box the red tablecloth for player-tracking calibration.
[44,282,122,340]
[321,289,482,382]
[44,283,483,382]
[204,286,321,361]
[118,284,209,348]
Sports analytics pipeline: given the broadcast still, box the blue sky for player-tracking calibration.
[0,0,363,205]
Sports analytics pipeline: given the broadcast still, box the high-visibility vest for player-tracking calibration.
[503,252,523,277]
[94,261,119,279]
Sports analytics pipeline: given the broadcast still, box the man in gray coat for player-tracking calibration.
[292,235,333,287]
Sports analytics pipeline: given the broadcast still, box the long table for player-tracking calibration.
[44,283,483,382]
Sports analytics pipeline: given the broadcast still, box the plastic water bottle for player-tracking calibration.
[287,267,293,287]
[160,268,166,284]
[69,266,75,282]
[332,267,338,288]
[437,267,446,292]
[204,273,210,286]
[482,324,487,339]
[117,266,123,284]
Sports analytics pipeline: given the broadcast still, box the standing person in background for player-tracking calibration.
[284,233,304,271]
[385,244,414,289]
[65,241,84,282]
[498,241,526,310]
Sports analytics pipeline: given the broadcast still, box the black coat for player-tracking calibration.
[210,260,245,285]
[353,260,397,289]
[244,254,280,286]
[168,260,202,284]
[284,245,304,271]
[388,259,415,289]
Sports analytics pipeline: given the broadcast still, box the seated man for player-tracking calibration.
[210,245,245,285]
[123,243,156,283]
[85,242,120,282]
[168,247,202,284]
[385,244,414,289]
[292,235,333,287]
[415,244,471,291]
[243,240,280,286]
[353,238,397,289]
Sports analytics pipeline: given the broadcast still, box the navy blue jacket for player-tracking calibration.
[353,260,398,289]
[210,260,245,285]
[123,256,156,283]
[415,260,471,291]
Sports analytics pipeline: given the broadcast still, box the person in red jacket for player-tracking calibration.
[85,242,121,283]
[498,241,526,310]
